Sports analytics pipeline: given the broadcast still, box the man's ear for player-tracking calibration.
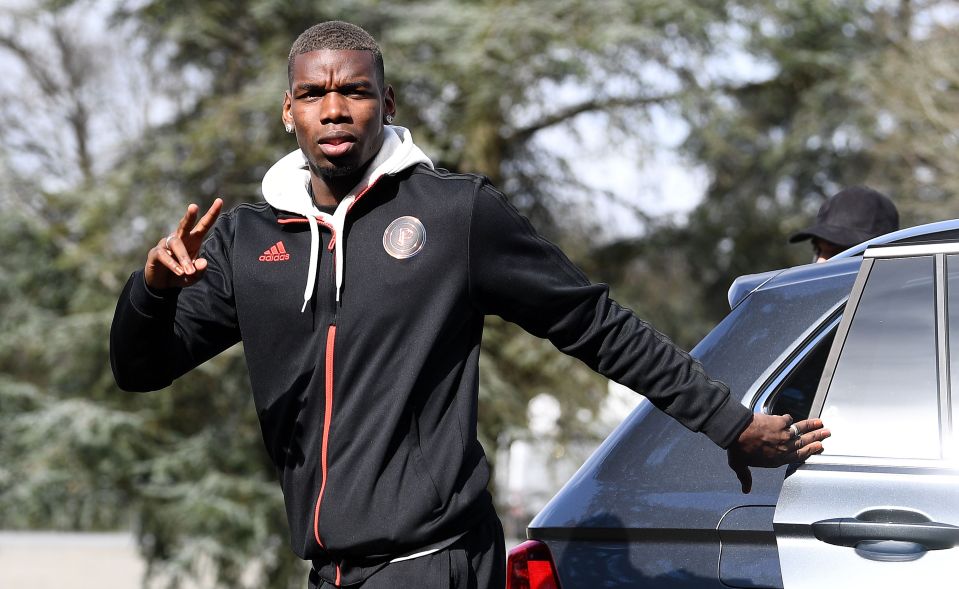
[282,91,294,132]
[383,85,396,123]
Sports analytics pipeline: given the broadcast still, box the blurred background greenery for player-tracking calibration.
[2,0,959,587]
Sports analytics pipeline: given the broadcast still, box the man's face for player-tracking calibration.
[812,237,845,263]
[283,50,395,180]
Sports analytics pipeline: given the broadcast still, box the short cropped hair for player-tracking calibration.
[288,21,385,87]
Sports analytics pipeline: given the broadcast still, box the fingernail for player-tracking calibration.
[175,266,183,275]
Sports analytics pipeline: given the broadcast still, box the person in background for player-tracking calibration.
[789,185,900,262]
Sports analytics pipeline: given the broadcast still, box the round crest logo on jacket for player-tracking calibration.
[383,216,426,259]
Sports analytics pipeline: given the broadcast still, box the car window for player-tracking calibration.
[819,256,940,460]
[765,329,836,421]
[692,258,859,398]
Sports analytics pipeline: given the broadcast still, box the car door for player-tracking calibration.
[774,244,959,586]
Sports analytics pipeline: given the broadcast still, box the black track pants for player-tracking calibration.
[309,512,506,589]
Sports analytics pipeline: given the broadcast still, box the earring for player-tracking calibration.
[285,123,294,133]
[385,114,394,124]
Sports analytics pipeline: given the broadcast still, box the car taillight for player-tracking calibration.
[506,540,561,589]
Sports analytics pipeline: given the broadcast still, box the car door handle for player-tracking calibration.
[812,513,959,551]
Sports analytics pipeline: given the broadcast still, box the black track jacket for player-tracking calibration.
[111,127,752,586]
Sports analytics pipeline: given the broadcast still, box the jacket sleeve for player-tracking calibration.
[110,218,241,392]
[467,182,751,448]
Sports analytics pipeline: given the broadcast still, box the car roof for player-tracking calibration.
[728,218,959,308]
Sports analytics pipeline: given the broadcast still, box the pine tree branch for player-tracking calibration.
[505,92,684,143]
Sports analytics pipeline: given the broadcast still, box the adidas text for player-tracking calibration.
[259,241,290,262]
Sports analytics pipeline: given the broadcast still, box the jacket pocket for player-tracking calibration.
[408,413,444,516]
[314,418,448,553]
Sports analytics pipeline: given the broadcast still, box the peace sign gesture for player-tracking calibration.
[145,198,223,290]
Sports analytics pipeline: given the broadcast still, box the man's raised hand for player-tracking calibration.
[145,198,223,290]
[726,413,831,494]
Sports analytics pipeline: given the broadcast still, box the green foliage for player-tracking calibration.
[0,174,305,585]
[6,1,959,587]
[614,0,959,343]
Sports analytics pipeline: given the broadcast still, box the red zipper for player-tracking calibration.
[313,323,341,585]
[346,179,378,212]
[295,186,381,587]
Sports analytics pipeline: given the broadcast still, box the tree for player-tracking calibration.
[863,3,959,220]
[2,2,745,585]
[604,0,959,343]
[0,2,307,587]
[9,1,959,587]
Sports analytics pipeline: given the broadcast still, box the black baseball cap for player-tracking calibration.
[789,186,899,247]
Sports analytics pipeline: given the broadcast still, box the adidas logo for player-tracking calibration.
[259,241,291,262]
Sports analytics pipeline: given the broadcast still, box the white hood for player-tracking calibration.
[261,125,433,311]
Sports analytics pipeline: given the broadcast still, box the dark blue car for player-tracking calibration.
[508,220,959,588]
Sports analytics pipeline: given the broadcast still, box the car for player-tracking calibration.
[507,219,959,588]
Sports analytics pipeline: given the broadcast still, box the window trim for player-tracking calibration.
[866,242,959,258]
[937,254,953,459]
[807,257,875,421]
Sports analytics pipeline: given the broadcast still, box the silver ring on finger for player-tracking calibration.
[789,424,801,438]
[165,234,175,249]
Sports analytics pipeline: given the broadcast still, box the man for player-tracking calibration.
[789,185,900,262]
[111,21,829,589]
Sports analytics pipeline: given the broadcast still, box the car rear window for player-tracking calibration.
[693,261,858,398]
